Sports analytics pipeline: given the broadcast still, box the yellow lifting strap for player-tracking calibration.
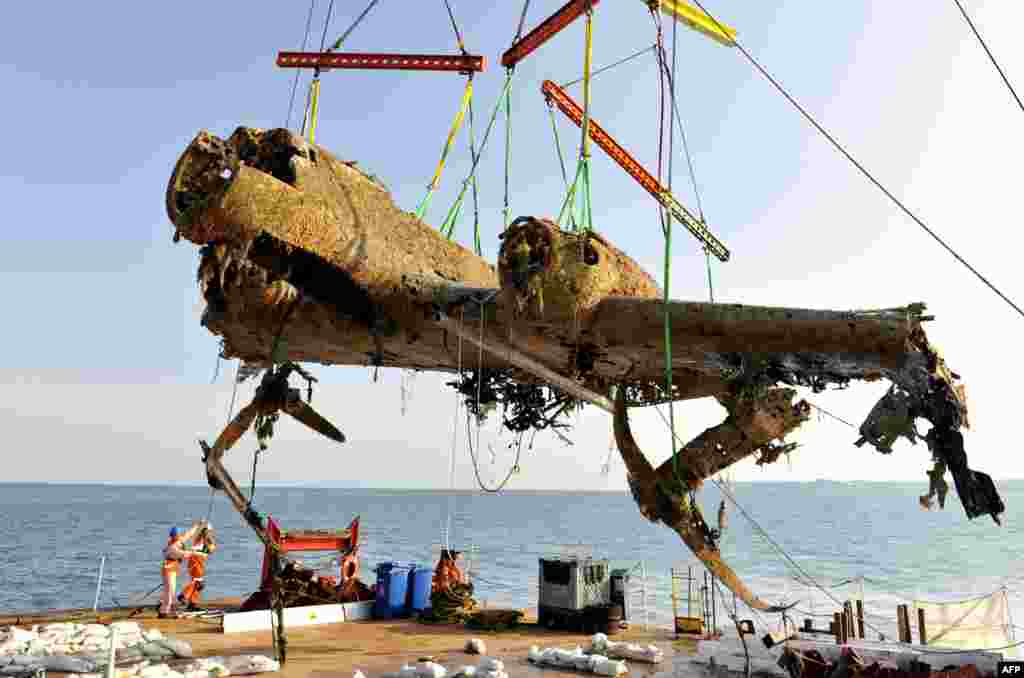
[301,78,323,145]
[646,0,737,47]
[580,7,594,160]
[308,78,322,144]
[428,77,474,191]
[415,76,474,220]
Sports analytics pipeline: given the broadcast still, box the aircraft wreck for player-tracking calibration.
[167,126,1004,611]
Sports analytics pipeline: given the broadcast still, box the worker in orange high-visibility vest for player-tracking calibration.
[179,526,217,611]
[432,549,467,593]
[159,521,204,618]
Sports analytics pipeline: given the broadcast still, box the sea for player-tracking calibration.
[2,481,1022,643]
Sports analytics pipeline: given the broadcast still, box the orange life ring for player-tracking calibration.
[340,553,359,581]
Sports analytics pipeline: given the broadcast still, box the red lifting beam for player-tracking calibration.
[501,0,600,68]
[542,79,730,261]
[277,51,486,73]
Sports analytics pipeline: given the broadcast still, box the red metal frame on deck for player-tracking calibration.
[258,515,360,592]
[501,0,600,68]
[276,52,485,73]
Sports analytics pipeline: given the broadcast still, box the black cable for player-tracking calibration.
[656,50,707,223]
[809,402,857,429]
[688,0,1024,321]
[442,0,466,53]
[560,45,655,88]
[285,0,317,131]
[951,0,1024,114]
[513,0,532,44]
[317,0,336,53]
[329,0,383,52]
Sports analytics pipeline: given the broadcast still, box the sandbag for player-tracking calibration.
[0,667,44,677]
[39,654,96,673]
[414,661,447,678]
[139,642,176,659]
[153,638,193,658]
[223,654,280,675]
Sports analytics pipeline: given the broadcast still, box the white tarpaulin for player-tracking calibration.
[913,589,1012,652]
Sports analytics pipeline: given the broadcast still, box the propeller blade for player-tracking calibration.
[207,401,261,463]
[284,399,346,444]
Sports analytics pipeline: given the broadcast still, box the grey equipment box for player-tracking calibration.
[537,557,610,630]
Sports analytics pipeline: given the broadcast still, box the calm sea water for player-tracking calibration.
[2,481,1022,639]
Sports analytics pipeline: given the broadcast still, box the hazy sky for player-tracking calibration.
[2,1,1021,491]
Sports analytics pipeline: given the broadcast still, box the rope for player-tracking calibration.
[649,7,683,485]
[513,0,532,44]
[210,343,223,385]
[440,73,515,239]
[442,0,467,53]
[443,309,466,551]
[556,4,596,233]
[503,74,513,230]
[249,447,261,503]
[655,42,707,224]
[465,310,521,493]
[687,0,1024,322]
[285,0,317,131]
[547,104,571,188]
[560,45,656,89]
[328,0,382,52]
[951,0,1024,115]
[808,402,857,429]
[466,98,482,256]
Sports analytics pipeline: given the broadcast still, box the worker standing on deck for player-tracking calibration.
[159,521,204,618]
[432,549,467,593]
[179,525,217,611]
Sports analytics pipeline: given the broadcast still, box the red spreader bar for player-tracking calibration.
[501,0,600,68]
[542,80,731,261]
[277,51,486,73]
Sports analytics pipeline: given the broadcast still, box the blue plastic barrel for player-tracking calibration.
[373,562,396,619]
[374,563,411,619]
[407,565,432,614]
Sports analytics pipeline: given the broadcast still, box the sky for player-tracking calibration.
[1,1,1022,491]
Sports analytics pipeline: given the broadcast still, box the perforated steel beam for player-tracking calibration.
[501,0,600,68]
[542,79,731,261]
[277,51,485,73]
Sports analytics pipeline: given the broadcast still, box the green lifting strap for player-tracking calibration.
[440,72,515,243]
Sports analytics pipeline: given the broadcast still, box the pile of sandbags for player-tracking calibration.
[527,645,627,676]
[0,621,192,674]
[0,622,279,677]
[590,632,664,663]
[379,655,509,678]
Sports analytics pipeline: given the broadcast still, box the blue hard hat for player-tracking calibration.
[169,527,179,538]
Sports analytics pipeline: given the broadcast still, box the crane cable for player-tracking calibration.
[301,0,384,143]
[285,0,317,131]
[414,1,476,222]
[950,0,1024,115]
[687,0,1024,322]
